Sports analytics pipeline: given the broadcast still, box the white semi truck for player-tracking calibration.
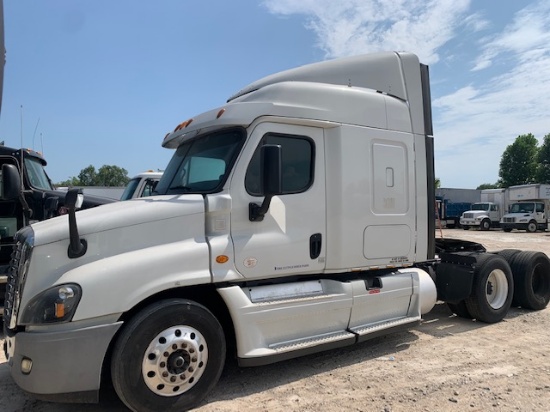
[120,171,163,200]
[3,52,550,412]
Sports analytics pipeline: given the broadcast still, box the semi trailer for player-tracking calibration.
[3,52,550,412]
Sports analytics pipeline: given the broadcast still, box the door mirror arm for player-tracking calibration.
[249,144,282,222]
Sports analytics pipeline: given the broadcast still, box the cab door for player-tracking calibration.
[230,122,326,280]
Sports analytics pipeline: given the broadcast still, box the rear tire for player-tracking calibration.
[465,253,513,323]
[111,299,226,412]
[447,301,472,319]
[462,226,470,230]
[509,251,550,310]
[495,249,521,264]
[503,228,512,233]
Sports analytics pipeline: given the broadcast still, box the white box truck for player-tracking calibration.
[3,52,550,411]
[459,188,507,230]
[500,184,550,232]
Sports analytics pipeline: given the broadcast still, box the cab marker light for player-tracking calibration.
[216,255,229,264]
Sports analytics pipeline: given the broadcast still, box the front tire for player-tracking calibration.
[465,253,513,323]
[111,299,226,412]
[527,221,537,233]
[480,219,491,231]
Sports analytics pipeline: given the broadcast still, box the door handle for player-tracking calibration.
[310,233,322,259]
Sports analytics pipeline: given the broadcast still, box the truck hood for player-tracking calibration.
[31,195,205,247]
[463,210,488,217]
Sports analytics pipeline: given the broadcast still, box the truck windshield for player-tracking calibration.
[120,178,140,200]
[24,157,53,191]
[509,203,535,213]
[155,128,245,195]
[471,203,490,211]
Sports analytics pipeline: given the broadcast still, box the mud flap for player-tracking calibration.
[435,253,476,303]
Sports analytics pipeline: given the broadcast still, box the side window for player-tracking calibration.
[537,203,544,213]
[141,179,158,197]
[245,133,314,196]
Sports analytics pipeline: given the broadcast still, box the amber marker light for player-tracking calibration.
[216,108,226,118]
[174,119,193,132]
[216,255,229,264]
[55,302,66,319]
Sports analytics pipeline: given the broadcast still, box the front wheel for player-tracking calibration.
[111,299,226,412]
[480,219,491,231]
[465,253,513,323]
[527,221,537,233]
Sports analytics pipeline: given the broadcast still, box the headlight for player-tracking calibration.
[20,283,82,325]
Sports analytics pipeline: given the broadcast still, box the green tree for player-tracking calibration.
[78,165,98,186]
[536,133,550,183]
[56,165,129,187]
[56,176,81,187]
[96,165,130,186]
[476,183,499,190]
[435,177,441,189]
[499,133,539,187]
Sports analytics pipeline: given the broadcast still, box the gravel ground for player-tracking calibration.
[2,228,550,412]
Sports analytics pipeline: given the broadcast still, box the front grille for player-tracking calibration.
[3,226,34,330]
[463,213,474,219]
[502,217,515,223]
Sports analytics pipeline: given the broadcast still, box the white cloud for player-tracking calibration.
[264,0,474,64]
[434,1,550,186]
[264,0,550,188]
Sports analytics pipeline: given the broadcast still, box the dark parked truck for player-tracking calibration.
[3,52,550,412]
[0,146,115,314]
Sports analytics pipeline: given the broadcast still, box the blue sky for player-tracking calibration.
[1,0,549,189]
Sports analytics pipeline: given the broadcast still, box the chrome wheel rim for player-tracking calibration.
[142,325,208,396]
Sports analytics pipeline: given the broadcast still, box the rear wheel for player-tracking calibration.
[503,228,512,233]
[462,226,470,230]
[447,301,472,319]
[465,253,513,323]
[495,249,521,264]
[510,251,550,310]
[111,299,226,412]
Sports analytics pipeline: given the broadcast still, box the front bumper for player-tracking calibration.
[459,219,480,227]
[4,321,122,403]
